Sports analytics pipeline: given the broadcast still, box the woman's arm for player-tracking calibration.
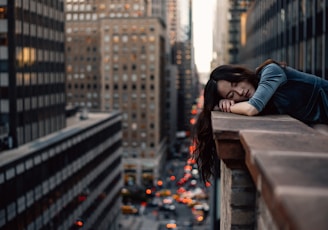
[248,63,287,112]
[230,101,259,116]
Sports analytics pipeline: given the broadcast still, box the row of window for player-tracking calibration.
[16,114,65,145]
[122,140,155,151]
[2,135,122,229]
[16,0,64,20]
[0,95,64,113]
[66,3,142,12]
[65,24,155,35]
[14,21,64,43]
[67,92,155,101]
[67,83,155,90]
[67,63,157,73]
[68,99,156,110]
[66,11,144,21]
[66,54,155,64]
[67,73,154,81]
[16,73,65,86]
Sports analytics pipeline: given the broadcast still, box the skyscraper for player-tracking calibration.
[0,1,66,149]
[227,0,253,64]
[65,0,168,186]
[0,2,124,228]
[167,0,198,133]
[211,0,230,68]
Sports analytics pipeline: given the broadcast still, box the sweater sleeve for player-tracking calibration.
[248,63,287,112]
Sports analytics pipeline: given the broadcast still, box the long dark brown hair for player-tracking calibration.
[193,59,284,183]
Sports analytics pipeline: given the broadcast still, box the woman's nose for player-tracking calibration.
[235,87,243,95]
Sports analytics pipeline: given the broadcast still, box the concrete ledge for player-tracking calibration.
[211,112,316,161]
[211,111,328,230]
[240,130,328,230]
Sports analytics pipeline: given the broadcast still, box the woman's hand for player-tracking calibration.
[218,99,235,112]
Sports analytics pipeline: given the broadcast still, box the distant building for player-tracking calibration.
[99,17,167,186]
[241,0,328,78]
[167,0,199,133]
[0,0,66,149]
[0,112,123,229]
[228,0,253,64]
[211,0,230,68]
[64,0,169,186]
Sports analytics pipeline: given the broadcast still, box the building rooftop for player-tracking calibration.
[0,111,120,168]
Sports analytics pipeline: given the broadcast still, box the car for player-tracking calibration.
[159,204,176,212]
[121,205,138,215]
[166,220,177,229]
[192,205,205,224]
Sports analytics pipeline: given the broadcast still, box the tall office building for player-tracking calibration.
[211,0,230,68]
[167,0,198,133]
[167,0,178,45]
[65,0,168,186]
[0,0,66,149]
[241,0,328,77]
[0,112,123,229]
[148,0,167,21]
[0,1,124,229]
[227,0,253,64]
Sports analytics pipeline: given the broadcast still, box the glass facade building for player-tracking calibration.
[167,0,198,133]
[0,0,66,149]
[241,0,328,78]
[0,112,123,230]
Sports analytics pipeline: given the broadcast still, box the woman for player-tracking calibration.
[193,59,328,182]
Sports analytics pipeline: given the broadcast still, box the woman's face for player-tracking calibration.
[217,79,255,102]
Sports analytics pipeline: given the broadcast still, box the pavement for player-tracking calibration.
[119,212,159,230]
[119,214,142,230]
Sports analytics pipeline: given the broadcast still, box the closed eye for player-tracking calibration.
[226,82,236,99]
[227,91,234,99]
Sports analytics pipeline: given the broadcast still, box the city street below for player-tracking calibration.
[120,141,212,230]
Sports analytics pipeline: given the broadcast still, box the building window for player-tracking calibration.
[104,35,110,42]
[113,35,119,43]
[122,34,128,42]
[149,35,155,42]
[131,34,138,42]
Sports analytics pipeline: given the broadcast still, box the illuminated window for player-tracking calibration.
[140,34,147,42]
[113,35,119,43]
[149,35,155,42]
[99,4,106,10]
[131,34,138,42]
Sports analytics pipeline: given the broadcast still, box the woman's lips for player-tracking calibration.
[245,90,249,98]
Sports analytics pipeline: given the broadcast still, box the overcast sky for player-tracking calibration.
[192,0,215,74]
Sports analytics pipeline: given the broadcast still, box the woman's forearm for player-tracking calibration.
[230,102,259,116]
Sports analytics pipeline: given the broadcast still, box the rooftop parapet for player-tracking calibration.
[211,112,328,230]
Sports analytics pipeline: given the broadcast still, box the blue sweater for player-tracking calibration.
[248,63,328,124]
